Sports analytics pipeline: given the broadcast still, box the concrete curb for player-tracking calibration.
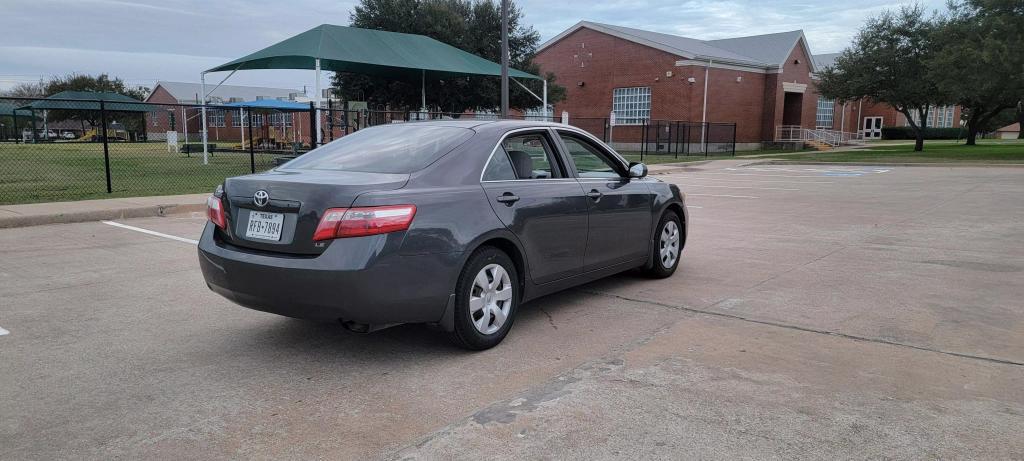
[0,203,206,229]
[750,160,1024,168]
[0,199,207,229]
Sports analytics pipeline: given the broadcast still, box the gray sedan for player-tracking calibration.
[198,120,687,349]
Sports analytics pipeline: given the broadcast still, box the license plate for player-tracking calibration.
[245,211,284,241]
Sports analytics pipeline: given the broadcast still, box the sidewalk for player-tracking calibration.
[0,194,208,229]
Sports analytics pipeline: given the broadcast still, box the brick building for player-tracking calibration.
[534,22,960,149]
[811,53,961,139]
[143,81,314,144]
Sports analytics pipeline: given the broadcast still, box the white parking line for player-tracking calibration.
[686,193,759,199]
[686,205,702,209]
[670,172,829,179]
[660,175,834,184]
[0,326,9,336]
[102,221,199,245]
[684,184,799,191]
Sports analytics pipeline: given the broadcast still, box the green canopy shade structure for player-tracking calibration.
[200,24,547,155]
[207,24,540,80]
[0,101,37,140]
[19,91,156,112]
[15,91,156,144]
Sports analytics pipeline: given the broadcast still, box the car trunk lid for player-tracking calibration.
[220,169,409,255]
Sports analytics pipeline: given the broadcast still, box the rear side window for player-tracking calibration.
[284,124,474,174]
[501,133,561,179]
[482,150,517,181]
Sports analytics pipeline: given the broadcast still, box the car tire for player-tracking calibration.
[447,246,520,350]
[643,212,683,279]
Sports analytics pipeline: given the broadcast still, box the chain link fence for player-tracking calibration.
[1,96,735,205]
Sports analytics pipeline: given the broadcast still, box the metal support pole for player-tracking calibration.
[30,109,37,143]
[309,102,316,149]
[100,101,112,193]
[500,0,509,118]
[700,58,711,153]
[248,108,255,174]
[543,79,548,120]
[239,108,245,148]
[315,58,322,145]
[328,98,335,141]
[421,69,426,112]
[731,123,737,156]
[200,72,209,165]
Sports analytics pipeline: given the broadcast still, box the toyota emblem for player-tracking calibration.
[253,190,270,207]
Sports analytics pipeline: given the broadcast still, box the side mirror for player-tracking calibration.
[628,162,648,178]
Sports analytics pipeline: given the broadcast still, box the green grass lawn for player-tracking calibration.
[0,142,281,205]
[763,140,1024,164]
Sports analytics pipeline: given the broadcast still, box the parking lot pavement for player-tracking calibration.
[1,162,1022,459]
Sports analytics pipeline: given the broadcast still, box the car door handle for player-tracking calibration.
[586,189,603,200]
[496,193,520,205]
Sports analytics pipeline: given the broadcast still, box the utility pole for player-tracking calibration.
[500,0,509,118]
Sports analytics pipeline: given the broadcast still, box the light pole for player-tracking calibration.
[500,0,509,118]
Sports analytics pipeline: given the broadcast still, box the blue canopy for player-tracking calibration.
[221,99,310,112]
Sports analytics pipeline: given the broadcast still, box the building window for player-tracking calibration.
[816,97,835,129]
[907,106,956,128]
[612,87,651,125]
[232,110,263,127]
[208,110,225,128]
[269,112,293,127]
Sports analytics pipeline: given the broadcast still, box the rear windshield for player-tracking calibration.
[284,124,474,174]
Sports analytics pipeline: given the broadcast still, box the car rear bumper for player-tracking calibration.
[197,224,461,325]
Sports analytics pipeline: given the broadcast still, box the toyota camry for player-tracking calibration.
[198,120,687,349]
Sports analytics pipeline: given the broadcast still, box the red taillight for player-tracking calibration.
[313,205,417,241]
[207,195,227,229]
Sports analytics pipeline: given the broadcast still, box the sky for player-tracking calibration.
[1,0,947,94]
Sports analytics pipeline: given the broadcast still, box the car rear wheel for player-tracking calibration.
[447,247,520,350]
[643,212,682,278]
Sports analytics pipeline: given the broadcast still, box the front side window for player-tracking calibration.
[558,132,622,178]
[285,124,474,174]
[612,87,651,125]
[500,133,560,179]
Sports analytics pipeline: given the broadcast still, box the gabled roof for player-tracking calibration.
[538,21,815,71]
[707,30,811,68]
[149,81,297,104]
[812,53,841,70]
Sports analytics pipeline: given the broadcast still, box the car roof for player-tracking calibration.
[366,119,568,130]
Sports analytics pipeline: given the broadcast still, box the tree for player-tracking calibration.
[1018,99,1024,139]
[930,0,1024,145]
[43,73,150,133]
[333,0,565,114]
[818,5,948,151]
[0,80,45,98]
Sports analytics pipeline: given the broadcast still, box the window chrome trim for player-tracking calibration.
[478,125,632,183]
[479,127,565,183]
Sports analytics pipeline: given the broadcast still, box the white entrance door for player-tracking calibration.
[862,116,883,139]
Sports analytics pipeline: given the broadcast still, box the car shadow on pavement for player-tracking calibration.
[212,287,606,360]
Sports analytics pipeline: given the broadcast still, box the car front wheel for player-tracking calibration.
[447,247,519,350]
[644,212,683,278]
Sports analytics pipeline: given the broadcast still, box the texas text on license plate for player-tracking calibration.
[245,211,284,241]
